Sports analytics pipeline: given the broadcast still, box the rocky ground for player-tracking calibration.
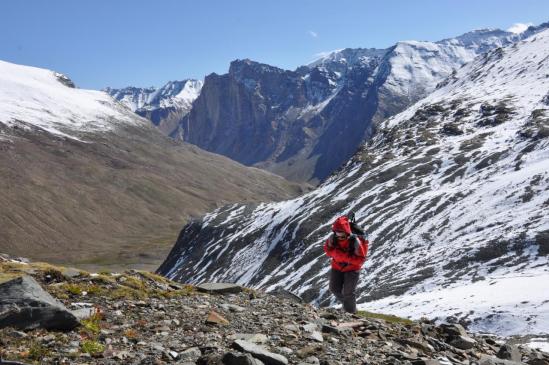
[1,255,548,365]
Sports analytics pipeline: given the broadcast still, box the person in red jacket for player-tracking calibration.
[324,215,369,313]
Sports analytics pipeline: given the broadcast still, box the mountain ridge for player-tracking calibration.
[158,27,549,336]
[141,23,547,183]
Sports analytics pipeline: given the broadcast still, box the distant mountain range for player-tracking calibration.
[107,23,548,183]
[104,80,203,136]
[158,27,549,336]
[0,60,302,270]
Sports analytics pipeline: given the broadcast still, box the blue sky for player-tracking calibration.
[1,0,547,89]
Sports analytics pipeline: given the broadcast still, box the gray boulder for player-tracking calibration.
[196,283,243,294]
[497,344,522,362]
[231,340,288,365]
[440,323,468,338]
[450,335,477,350]
[0,275,79,330]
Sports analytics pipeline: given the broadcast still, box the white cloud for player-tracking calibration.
[507,22,533,34]
[308,30,318,38]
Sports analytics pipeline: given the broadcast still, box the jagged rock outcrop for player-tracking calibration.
[0,276,79,331]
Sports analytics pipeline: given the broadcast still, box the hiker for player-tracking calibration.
[324,214,369,313]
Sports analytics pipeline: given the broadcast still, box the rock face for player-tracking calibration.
[158,29,549,334]
[0,60,303,269]
[156,24,547,183]
[1,261,548,364]
[0,276,79,331]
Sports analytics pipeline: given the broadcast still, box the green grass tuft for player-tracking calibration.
[80,340,105,355]
[356,310,414,325]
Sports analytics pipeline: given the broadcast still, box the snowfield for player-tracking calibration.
[0,60,143,139]
[362,264,549,337]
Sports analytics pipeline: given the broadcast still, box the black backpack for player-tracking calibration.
[347,212,366,237]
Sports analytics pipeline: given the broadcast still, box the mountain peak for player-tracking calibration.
[229,58,286,76]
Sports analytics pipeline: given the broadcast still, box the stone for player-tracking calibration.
[302,323,319,332]
[168,350,179,360]
[277,347,293,355]
[229,333,269,344]
[296,345,323,359]
[450,335,477,350]
[497,344,522,362]
[440,323,468,338]
[222,352,265,365]
[113,350,131,360]
[305,331,324,343]
[179,347,202,361]
[8,330,28,338]
[398,339,436,353]
[221,303,246,312]
[206,311,230,325]
[271,288,303,303]
[196,283,243,294]
[303,356,320,365]
[0,275,79,330]
[232,340,288,365]
[61,267,82,280]
[321,324,353,336]
[302,322,323,342]
[336,321,364,329]
[71,307,96,320]
[197,353,224,365]
[479,355,525,365]
[283,324,300,332]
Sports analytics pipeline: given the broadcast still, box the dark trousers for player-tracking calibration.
[329,269,360,313]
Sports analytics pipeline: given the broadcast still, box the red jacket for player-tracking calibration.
[324,216,369,272]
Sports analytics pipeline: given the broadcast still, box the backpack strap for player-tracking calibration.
[347,234,359,256]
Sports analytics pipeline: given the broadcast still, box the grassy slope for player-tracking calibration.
[0,122,305,270]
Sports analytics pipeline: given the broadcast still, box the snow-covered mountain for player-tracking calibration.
[105,79,203,136]
[158,29,549,336]
[0,60,302,269]
[174,24,548,183]
[0,60,142,139]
